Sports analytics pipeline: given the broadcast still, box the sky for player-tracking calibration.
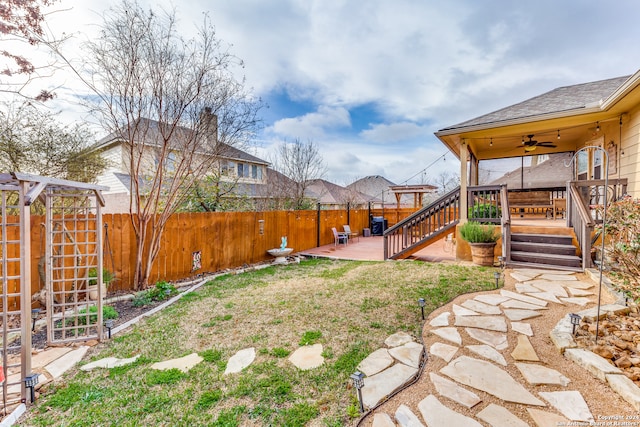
[10,0,640,186]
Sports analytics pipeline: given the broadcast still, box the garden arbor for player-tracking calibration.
[0,173,105,409]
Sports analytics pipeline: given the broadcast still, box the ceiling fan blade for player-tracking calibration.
[537,143,556,147]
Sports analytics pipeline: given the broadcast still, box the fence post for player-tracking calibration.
[347,202,350,225]
[317,203,321,247]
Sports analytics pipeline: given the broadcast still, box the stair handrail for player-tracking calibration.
[499,184,511,264]
[567,181,595,269]
[384,186,461,235]
[383,186,460,260]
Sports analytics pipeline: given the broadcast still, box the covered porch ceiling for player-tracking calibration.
[435,70,640,161]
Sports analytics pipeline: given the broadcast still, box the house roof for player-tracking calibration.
[488,152,573,189]
[439,75,631,133]
[94,117,269,166]
[305,179,372,204]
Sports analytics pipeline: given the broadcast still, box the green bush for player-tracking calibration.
[132,281,178,307]
[88,268,114,286]
[468,203,501,221]
[459,221,499,243]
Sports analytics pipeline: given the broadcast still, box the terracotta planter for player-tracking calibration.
[88,283,107,300]
[469,242,496,266]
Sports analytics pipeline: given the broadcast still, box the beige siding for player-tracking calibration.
[620,105,640,197]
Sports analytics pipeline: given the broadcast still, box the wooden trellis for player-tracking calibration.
[0,173,105,414]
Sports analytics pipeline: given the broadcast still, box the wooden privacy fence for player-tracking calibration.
[22,206,419,294]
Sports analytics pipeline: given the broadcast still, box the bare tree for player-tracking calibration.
[269,138,327,210]
[0,101,107,180]
[80,1,261,289]
[432,170,459,195]
[0,0,63,101]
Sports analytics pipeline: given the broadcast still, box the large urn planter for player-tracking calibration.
[469,242,497,266]
[459,221,499,266]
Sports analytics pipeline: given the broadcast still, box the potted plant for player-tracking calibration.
[459,221,500,266]
[87,268,113,300]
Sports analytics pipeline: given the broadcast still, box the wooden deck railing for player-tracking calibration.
[383,187,460,260]
[567,182,596,269]
[468,185,503,224]
[500,185,511,265]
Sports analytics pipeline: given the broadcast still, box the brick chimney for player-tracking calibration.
[200,107,218,145]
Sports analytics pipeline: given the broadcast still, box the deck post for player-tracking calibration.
[460,139,468,223]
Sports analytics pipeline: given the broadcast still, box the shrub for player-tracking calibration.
[88,268,114,286]
[132,281,178,307]
[458,221,499,243]
[602,196,640,301]
[468,203,501,221]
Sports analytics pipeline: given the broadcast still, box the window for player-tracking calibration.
[577,151,588,180]
[252,165,259,179]
[593,149,602,179]
[237,163,245,177]
[222,161,235,176]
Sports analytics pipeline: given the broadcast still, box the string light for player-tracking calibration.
[596,121,600,132]
[557,130,561,140]
[490,138,493,147]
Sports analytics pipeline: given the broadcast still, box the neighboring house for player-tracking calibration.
[347,175,418,207]
[93,116,270,213]
[304,179,372,208]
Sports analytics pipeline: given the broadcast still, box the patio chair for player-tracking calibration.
[343,225,359,242]
[332,227,348,246]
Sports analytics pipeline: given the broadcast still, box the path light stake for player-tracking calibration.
[31,308,40,332]
[104,319,114,339]
[494,271,500,289]
[569,313,581,335]
[350,371,365,413]
[565,146,608,345]
[418,298,426,320]
[24,373,39,403]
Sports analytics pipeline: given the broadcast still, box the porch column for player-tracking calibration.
[460,139,468,222]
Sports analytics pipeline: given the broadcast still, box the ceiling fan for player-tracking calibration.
[520,134,557,152]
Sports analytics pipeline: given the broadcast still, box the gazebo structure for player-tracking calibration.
[0,173,106,411]
[389,184,438,208]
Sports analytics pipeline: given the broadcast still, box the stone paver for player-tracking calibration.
[429,312,450,327]
[81,355,140,371]
[564,348,622,381]
[32,347,72,369]
[362,363,418,409]
[578,304,629,321]
[358,348,395,376]
[417,395,483,427]
[527,408,568,426]
[225,348,256,374]
[515,283,541,294]
[539,390,594,422]
[511,335,540,362]
[372,413,396,427]
[440,356,544,405]
[560,297,592,306]
[465,328,508,350]
[429,372,481,408]
[454,315,508,332]
[461,299,502,315]
[453,304,480,316]
[501,299,548,310]
[389,341,423,369]
[525,291,564,304]
[477,403,529,427]
[510,321,533,336]
[152,352,204,373]
[466,344,507,366]
[288,344,323,371]
[503,308,543,321]
[500,290,548,306]
[431,327,462,345]
[474,294,510,306]
[45,346,89,379]
[515,362,570,386]
[527,280,569,297]
[562,280,594,289]
[429,342,458,363]
[395,404,424,427]
[510,272,536,282]
[566,287,593,297]
[385,331,414,347]
[538,273,577,281]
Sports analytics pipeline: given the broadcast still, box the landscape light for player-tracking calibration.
[494,271,500,289]
[104,319,114,339]
[31,308,40,332]
[24,373,39,403]
[350,371,365,413]
[569,313,581,335]
[418,298,426,320]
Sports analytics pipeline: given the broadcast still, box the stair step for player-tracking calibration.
[510,241,576,256]
[506,260,583,272]
[511,233,573,245]
[510,251,582,268]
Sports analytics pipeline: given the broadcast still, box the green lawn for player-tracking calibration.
[23,259,497,427]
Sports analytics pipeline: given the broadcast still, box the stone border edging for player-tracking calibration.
[550,300,640,411]
[0,403,25,427]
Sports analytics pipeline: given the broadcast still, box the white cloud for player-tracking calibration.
[269,105,351,139]
[360,122,429,144]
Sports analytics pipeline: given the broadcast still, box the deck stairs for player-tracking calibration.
[507,226,582,271]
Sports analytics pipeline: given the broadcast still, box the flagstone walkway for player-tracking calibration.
[364,268,640,427]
